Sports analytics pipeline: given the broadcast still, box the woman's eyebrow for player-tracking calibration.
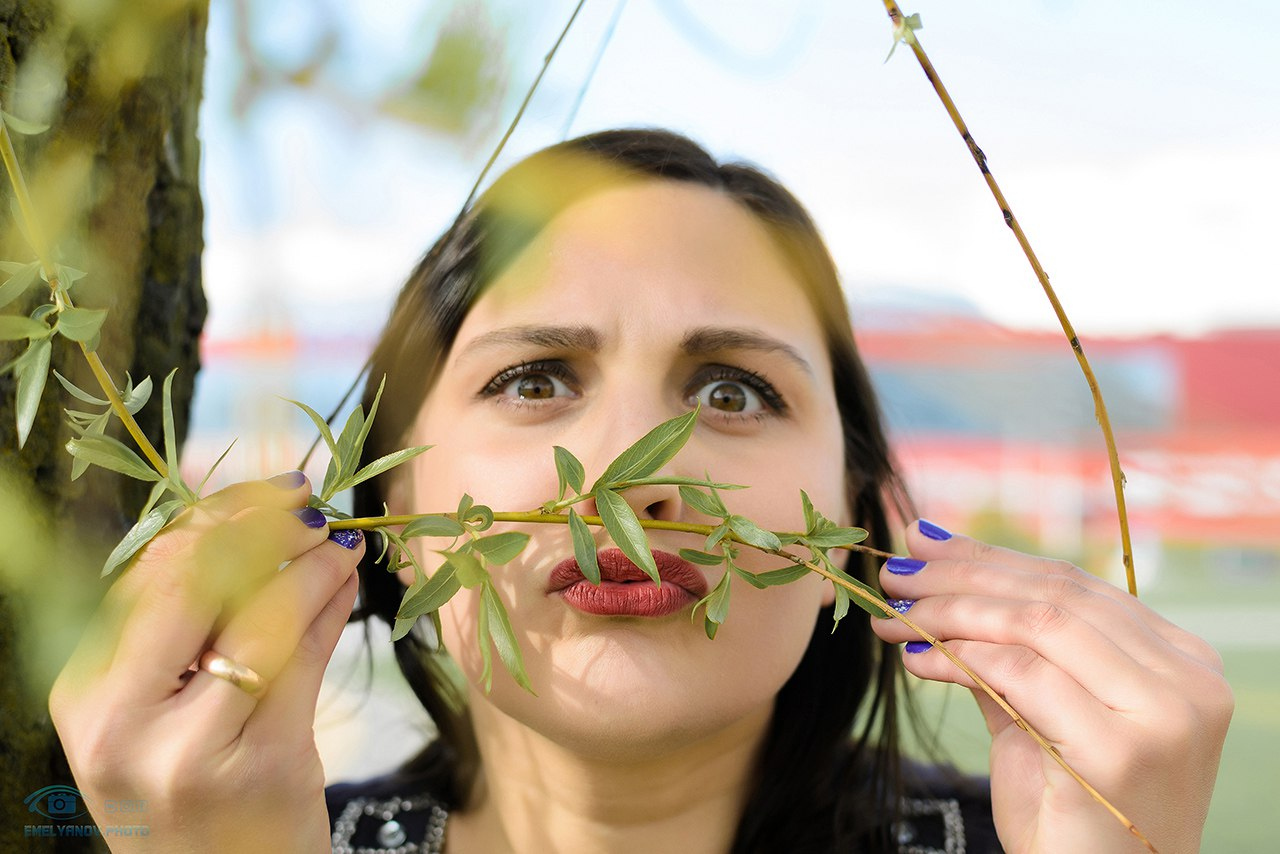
[454,324,812,375]
[455,324,602,364]
[680,326,814,376]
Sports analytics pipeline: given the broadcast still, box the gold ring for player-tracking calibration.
[197,649,268,697]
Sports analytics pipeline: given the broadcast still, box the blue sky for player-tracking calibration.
[200,0,1280,339]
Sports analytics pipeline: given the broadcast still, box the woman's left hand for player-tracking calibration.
[871,520,1233,854]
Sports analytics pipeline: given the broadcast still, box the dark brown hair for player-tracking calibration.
[350,128,912,852]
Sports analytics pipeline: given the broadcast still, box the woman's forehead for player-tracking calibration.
[455,181,829,358]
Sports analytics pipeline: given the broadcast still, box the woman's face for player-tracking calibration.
[398,179,849,760]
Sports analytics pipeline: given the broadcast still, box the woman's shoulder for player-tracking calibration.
[891,760,1002,854]
[326,769,449,854]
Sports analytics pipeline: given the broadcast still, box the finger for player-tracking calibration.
[105,505,330,702]
[900,520,1223,670]
[181,531,365,726]
[248,561,361,737]
[871,592,1159,710]
[898,637,1110,747]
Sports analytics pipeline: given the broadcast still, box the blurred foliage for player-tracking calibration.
[229,0,509,144]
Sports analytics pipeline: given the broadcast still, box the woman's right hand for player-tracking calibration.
[49,472,364,852]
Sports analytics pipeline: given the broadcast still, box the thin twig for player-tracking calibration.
[0,113,169,477]
[560,0,628,139]
[879,1,1137,598]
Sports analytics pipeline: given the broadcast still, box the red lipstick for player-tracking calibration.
[548,548,710,617]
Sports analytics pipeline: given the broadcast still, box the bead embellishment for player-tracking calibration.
[331,794,448,854]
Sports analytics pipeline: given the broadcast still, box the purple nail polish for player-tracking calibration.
[905,641,933,654]
[886,557,926,575]
[329,529,364,550]
[918,519,952,541]
[887,598,915,614]
[269,470,306,489]
[292,506,327,528]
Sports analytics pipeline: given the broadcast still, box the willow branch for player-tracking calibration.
[879,1,1136,597]
[0,112,169,478]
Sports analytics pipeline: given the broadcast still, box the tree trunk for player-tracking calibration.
[0,0,208,848]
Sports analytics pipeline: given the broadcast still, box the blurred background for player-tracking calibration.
[179,1,1278,849]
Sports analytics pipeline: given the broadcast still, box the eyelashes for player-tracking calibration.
[477,358,788,418]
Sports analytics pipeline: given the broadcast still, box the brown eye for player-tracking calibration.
[708,382,747,412]
[515,375,556,399]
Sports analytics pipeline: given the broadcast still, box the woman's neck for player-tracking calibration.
[445,698,772,854]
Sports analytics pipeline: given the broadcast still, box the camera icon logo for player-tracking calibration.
[24,785,88,821]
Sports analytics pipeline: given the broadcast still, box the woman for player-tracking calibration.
[50,130,1231,853]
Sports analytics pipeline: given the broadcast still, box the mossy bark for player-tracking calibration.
[0,1,208,848]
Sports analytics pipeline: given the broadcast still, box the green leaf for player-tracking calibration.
[66,434,162,482]
[694,570,732,639]
[52,369,109,406]
[448,549,488,589]
[462,501,494,532]
[825,562,886,621]
[678,548,724,567]
[101,499,185,577]
[590,408,699,491]
[1,110,51,135]
[832,584,851,630]
[679,485,728,518]
[160,369,195,503]
[705,521,730,551]
[595,488,658,583]
[15,337,51,448]
[401,515,465,539]
[56,264,87,286]
[396,561,461,623]
[69,411,110,480]
[471,531,530,565]
[196,439,238,496]
[803,526,869,549]
[553,445,585,501]
[567,509,599,585]
[727,515,782,551]
[390,617,419,642]
[457,493,473,521]
[481,582,533,692]
[286,396,338,459]
[339,445,433,495]
[477,585,495,691]
[327,403,366,492]
[351,375,386,472]
[121,374,153,414]
[800,490,817,533]
[745,564,810,588]
[0,315,49,341]
[138,479,170,518]
[624,476,743,492]
[55,306,107,344]
[0,261,40,310]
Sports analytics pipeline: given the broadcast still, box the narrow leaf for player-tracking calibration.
[401,515,465,539]
[679,485,727,518]
[53,369,109,405]
[727,515,782,551]
[1,110,51,135]
[625,476,743,492]
[15,338,51,447]
[471,531,530,565]
[831,584,851,630]
[55,307,107,344]
[591,408,699,491]
[747,564,811,587]
[350,376,386,475]
[477,586,495,691]
[694,571,732,639]
[330,403,366,487]
[705,521,730,551]
[678,548,724,567]
[69,411,110,480]
[595,488,659,582]
[448,549,489,589]
[804,527,870,549]
[161,370,187,496]
[397,561,461,620]
[0,315,49,341]
[390,616,419,642]
[101,499,185,577]
[340,445,433,493]
[553,445,585,500]
[482,582,533,692]
[196,439,238,496]
[567,509,600,584]
[56,264,87,286]
[0,261,40,310]
[285,397,338,458]
[800,490,817,533]
[66,434,162,482]
[121,374,153,414]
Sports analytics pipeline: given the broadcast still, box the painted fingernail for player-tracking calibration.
[888,598,915,614]
[268,470,306,489]
[329,529,364,550]
[885,557,926,575]
[918,519,952,541]
[292,506,328,528]
[905,641,933,654]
